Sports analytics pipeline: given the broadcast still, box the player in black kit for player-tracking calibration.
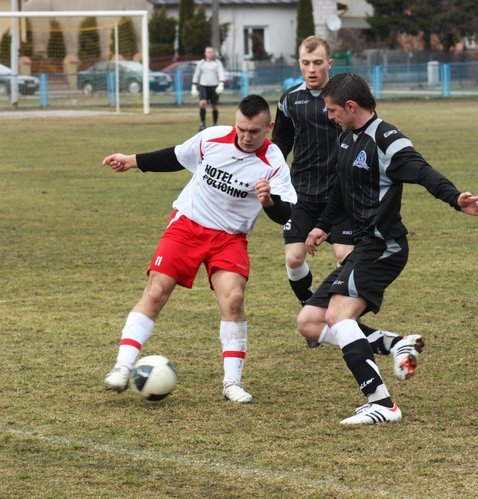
[273,36,353,315]
[272,37,420,378]
[298,72,478,424]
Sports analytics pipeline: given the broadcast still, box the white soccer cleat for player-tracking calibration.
[340,403,402,425]
[223,383,253,403]
[391,334,425,381]
[104,366,131,392]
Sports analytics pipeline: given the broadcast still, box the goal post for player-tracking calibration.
[0,10,150,113]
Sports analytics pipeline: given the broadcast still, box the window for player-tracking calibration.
[243,27,268,60]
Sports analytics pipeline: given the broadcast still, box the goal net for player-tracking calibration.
[0,10,151,113]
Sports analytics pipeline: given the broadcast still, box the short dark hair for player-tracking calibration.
[238,94,271,121]
[321,73,376,112]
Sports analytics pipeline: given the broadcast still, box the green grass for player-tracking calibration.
[1,101,478,498]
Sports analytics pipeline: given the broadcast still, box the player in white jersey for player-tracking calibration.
[191,47,225,130]
[102,94,297,403]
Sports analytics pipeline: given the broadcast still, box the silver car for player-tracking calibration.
[0,64,39,96]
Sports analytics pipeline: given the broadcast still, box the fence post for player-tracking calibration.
[39,73,48,108]
[440,63,450,97]
[373,65,382,99]
[240,69,249,99]
[107,72,116,107]
[174,69,183,105]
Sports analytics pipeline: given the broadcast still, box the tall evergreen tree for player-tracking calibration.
[366,0,478,51]
[21,18,33,57]
[110,16,138,60]
[414,0,478,51]
[366,0,418,49]
[47,20,66,60]
[219,23,230,48]
[78,17,100,63]
[149,7,177,57]
[178,0,195,55]
[0,29,11,64]
[296,0,315,54]
[182,5,211,57]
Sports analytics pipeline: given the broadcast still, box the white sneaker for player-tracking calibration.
[223,383,253,403]
[391,334,425,380]
[340,403,402,425]
[104,366,131,392]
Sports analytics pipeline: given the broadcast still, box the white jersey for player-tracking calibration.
[192,58,225,86]
[173,126,297,235]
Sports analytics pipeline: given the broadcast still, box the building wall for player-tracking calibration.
[148,2,299,66]
[341,0,372,19]
[311,0,339,47]
[339,0,372,29]
[151,1,364,65]
[312,0,336,37]
[218,4,298,66]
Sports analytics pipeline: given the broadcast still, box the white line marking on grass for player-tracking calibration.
[0,293,85,304]
[0,110,130,119]
[0,288,214,305]
[0,425,390,496]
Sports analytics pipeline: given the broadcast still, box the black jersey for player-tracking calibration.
[272,81,342,203]
[317,117,461,241]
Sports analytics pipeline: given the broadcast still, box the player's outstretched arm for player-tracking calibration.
[102,153,138,173]
[457,192,478,216]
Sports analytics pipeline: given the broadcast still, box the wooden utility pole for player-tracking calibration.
[211,0,220,53]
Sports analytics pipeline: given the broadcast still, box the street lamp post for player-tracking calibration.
[211,0,220,54]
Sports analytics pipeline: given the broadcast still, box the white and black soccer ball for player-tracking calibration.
[130,355,177,401]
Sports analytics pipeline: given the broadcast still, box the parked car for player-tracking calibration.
[77,60,172,95]
[0,64,39,96]
[162,60,241,90]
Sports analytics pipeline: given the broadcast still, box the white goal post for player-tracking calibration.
[1,10,150,113]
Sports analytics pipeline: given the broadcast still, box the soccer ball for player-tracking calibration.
[130,355,177,401]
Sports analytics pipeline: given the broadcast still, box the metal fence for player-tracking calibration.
[1,60,478,112]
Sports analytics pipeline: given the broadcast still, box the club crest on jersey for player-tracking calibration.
[352,150,369,170]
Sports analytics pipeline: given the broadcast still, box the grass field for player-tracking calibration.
[1,100,478,498]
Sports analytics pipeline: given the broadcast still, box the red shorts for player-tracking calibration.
[148,211,250,288]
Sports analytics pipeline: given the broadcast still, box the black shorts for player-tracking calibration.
[307,235,409,314]
[199,85,219,104]
[283,196,353,246]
